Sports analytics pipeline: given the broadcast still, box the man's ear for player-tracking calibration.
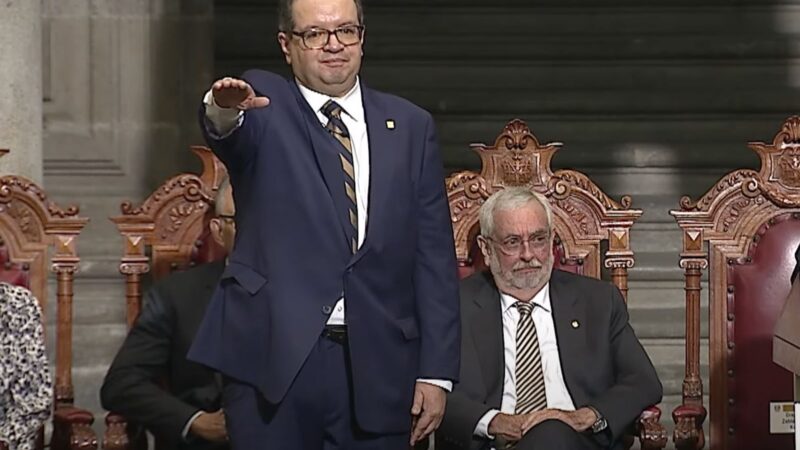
[477,235,491,260]
[277,32,292,65]
[209,218,224,247]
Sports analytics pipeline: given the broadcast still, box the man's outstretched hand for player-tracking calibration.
[211,77,270,110]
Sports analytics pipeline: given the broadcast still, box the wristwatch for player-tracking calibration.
[587,406,608,434]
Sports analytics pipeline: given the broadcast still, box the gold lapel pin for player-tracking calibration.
[386,120,395,130]
[571,320,580,329]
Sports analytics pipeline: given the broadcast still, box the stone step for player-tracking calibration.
[575,167,723,195]
[628,251,705,282]
[627,282,709,340]
[41,278,128,326]
[630,223,684,253]
[627,280,693,309]
[46,323,127,375]
[640,338,708,398]
[438,116,770,170]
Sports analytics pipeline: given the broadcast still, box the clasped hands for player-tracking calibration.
[489,407,598,446]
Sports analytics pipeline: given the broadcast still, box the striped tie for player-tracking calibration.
[514,301,547,413]
[321,100,358,254]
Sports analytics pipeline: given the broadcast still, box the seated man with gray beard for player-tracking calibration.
[437,187,662,450]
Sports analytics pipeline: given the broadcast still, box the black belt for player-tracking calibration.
[322,325,348,345]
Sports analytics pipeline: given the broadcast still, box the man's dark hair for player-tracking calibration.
[277,0,364,32]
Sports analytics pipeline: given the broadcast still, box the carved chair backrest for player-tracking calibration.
[670,116,800,450]
[110,146,228,327]
[447,119,642,297]
[0,153,87,413]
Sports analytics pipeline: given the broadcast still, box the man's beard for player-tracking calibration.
[488,251,554,292]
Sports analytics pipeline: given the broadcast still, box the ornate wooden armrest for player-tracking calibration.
[672,404,707,450]
[51,405,98,450]
[103,412,132,450]
[636,405,668,450]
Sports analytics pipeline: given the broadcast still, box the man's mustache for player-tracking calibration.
[513,260,543,270]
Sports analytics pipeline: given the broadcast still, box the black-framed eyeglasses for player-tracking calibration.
[484,232,551,256]
[291,25,364,50]
[216,214,236,222]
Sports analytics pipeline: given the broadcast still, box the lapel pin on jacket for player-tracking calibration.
[386,119,395,129]
[571,320,580,329]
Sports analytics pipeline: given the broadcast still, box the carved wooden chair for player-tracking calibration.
[443,119,668,449]
[670,116,800,450]
[0,150,95,450]
[103,146,228,450]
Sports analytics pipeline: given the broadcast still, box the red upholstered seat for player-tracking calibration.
[0,239,30,288]
[727,215,798,450]
[671,116,800,450]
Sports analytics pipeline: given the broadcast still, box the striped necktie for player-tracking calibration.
[514,301,547,413]
[321,100,358,254]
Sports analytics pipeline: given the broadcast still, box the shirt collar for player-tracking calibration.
[499,282,552,315]
[295,77,364,122]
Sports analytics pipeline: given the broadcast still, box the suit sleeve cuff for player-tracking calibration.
[203,89,244,138]
[475,409,501,439]
[181,410,204,441]
[416,378,452,392]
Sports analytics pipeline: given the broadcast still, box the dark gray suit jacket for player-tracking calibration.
[438,270,662,450]
[101,261,228,450]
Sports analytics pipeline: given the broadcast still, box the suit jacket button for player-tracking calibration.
[322,305,332,314]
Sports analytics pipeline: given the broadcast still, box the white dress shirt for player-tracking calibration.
[203,78,451,392]
[294,81,369,325]
[474,283,576,439]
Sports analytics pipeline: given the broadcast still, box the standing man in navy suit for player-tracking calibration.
[187,0,461,448]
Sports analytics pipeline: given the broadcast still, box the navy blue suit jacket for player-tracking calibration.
[188,70,460,433]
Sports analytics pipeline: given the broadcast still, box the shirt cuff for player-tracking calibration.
[416,378,453,392]
[203,89,244,138]
[474,409,501,439]
[181,410,205,441]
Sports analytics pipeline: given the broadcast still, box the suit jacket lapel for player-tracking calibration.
[347,83,394,267]
[471,273,506,406]
[289,80,351,243]
[549,271,587,405]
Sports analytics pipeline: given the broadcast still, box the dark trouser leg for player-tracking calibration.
[222,338,329,449]
[515,419,599,450]
[223,332,409,450]
[322,335,409,450]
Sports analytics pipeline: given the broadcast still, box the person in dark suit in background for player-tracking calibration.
[186,0,461,448]
[437,187,662,450]
[100,178,236,450]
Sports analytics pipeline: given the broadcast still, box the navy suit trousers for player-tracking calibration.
[222,334,410,450]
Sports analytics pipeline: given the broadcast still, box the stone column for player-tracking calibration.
[41,0,215,426]
[0,0,42,183]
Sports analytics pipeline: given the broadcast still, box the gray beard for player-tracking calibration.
[489,252,554,292]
